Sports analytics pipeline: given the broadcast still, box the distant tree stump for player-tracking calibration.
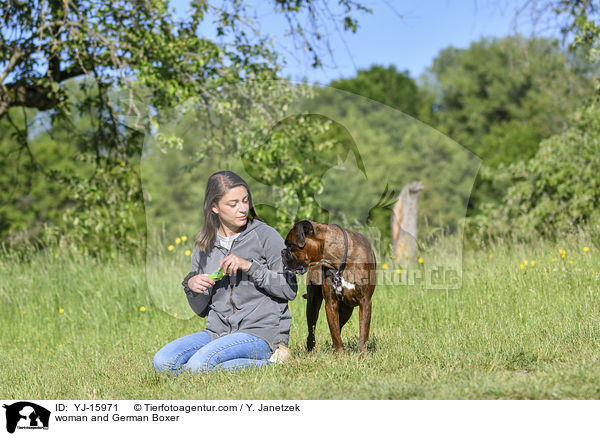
[391,181,423,265]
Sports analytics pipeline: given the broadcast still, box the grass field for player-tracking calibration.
[1,233,599,399]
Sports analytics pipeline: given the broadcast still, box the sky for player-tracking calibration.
[270,0,533,84]
[171,0,552,85]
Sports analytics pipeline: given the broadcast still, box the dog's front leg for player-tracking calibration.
[306,283,323,352]
[322,285,344,353]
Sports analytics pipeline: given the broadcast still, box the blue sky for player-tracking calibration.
[271,0,532,84]
[171,1,551,84]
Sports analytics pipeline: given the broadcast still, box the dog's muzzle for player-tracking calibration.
[281,248,308,274]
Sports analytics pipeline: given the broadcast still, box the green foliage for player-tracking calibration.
[241,113,339,229]
[0,110,73,243]
[428,35,590,162]
[0,0,372,256]
[468,101,600,240]
[570,2,600,64]
[466,3,600,241]
[301,85,480,246]
[425,35,594,213]
[59,162,145,258]
[0,77,147,258]
[329,65,427,118]
[140,72,462,251]
[139,82,343,244]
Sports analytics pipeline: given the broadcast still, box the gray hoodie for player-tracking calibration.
[182,218,298,351]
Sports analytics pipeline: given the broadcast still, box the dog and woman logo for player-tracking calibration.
[2,402,50,433]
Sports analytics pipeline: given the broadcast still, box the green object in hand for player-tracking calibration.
[208,267,229,281]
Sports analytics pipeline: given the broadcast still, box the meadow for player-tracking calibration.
[1,232,599,400]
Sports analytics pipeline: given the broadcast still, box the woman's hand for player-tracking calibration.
[188,274,216,295]
[219,254,252,277]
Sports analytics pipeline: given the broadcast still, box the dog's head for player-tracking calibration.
[281,220,316,275]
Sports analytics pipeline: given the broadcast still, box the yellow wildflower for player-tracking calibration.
[530,260,535,266]
[168,245,174,251]
[489,254,494,259]
[185,250,191,256]
[584,246,590,252]
[552,258,557,262]
[59,308,65,314]
[181,236,188,242]
[173,313,178,318]
[396,269,402,275]
[569,260,573,264]
[139,306,147,312]
[519,264,524,270]
[418,257,424,264]
[175,237,181,244]
[382,263,388,270]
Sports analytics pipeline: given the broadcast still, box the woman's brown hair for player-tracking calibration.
[195,171,259,252]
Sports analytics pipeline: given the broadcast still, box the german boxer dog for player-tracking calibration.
[281,220,376,353]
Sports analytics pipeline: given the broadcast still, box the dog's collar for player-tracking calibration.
[314,224,348,298]
[311,224,348,272]
[332,224,349,276]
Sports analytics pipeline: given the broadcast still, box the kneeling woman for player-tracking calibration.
[153,171,297,373]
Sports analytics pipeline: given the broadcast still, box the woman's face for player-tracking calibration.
[212,185,250,232]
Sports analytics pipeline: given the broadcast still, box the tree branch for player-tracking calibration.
[0,47,23,85]
[0,65,85,117]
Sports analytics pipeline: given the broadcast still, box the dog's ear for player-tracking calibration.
[295,220,314,249]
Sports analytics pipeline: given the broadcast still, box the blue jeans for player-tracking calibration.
[153,331,273,374]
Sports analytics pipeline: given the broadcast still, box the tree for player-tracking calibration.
[328,65,427,119]
[425,35,594,213]
[464,0,600,240]
[429,35,592,166]
[0,0,372,253]
[468,99,600,240]
[1,0,371,115]
[0,110,74,241]
[293,84,480,249]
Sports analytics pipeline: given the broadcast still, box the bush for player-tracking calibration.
[467,99,600,241]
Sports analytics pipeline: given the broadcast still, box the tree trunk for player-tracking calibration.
[391,181,423,265]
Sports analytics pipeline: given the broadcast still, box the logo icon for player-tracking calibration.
[3,402,50,433]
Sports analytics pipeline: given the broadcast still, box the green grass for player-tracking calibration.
[1,234,599,399]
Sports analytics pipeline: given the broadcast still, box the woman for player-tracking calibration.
[153,171,298,373]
